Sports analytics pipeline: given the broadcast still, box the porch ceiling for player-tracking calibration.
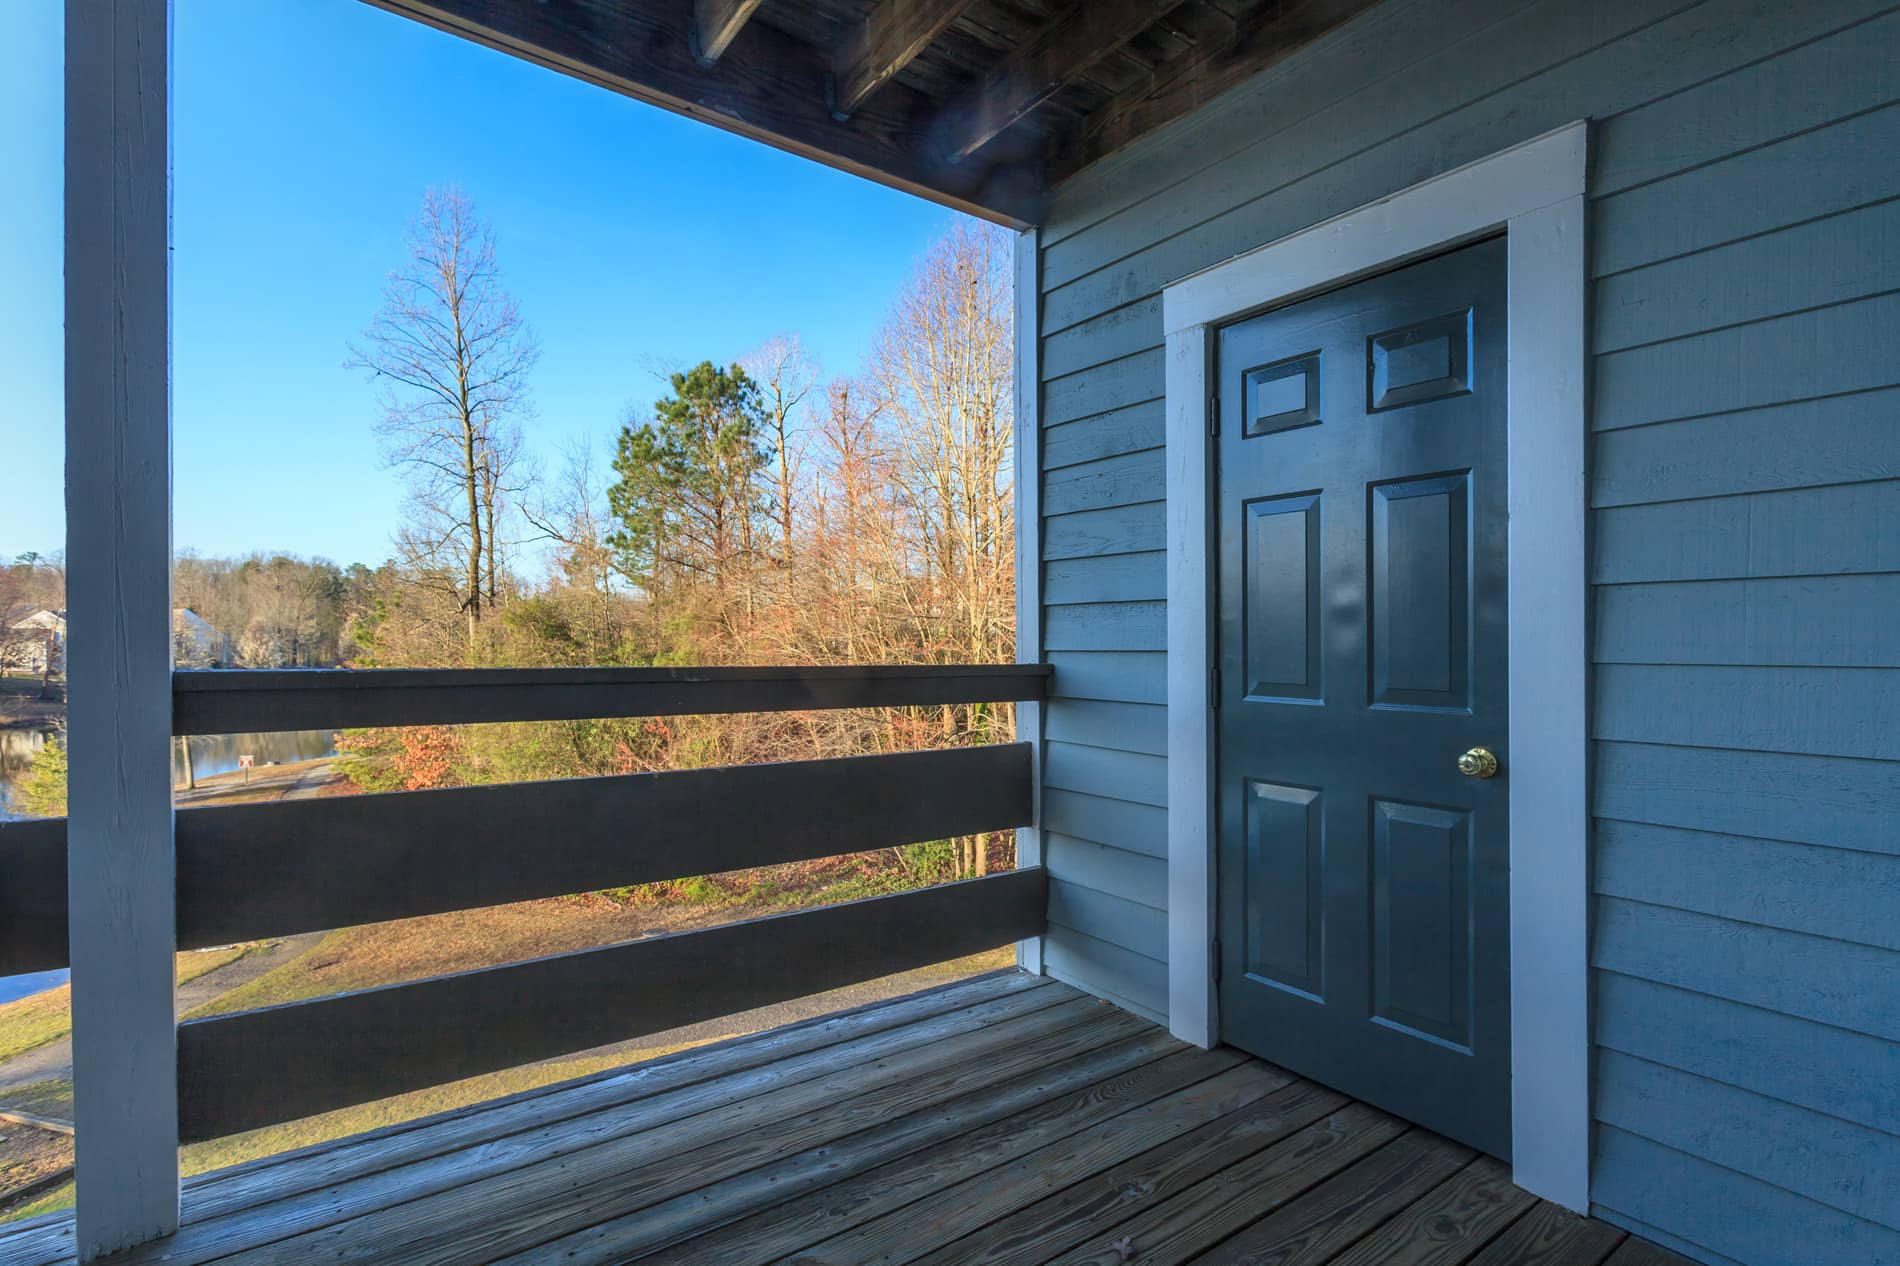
[362,0,1384,226]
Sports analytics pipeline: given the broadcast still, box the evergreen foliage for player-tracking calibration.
[11,737,67,818]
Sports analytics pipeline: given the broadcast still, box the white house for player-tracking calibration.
[1,606,65,676]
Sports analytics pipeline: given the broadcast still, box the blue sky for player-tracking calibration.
[0,1,969,570]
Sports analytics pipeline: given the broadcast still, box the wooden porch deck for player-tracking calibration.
[0,970,1690,1266]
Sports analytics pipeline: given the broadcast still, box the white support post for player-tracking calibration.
[1013,227,1044,975]
[65,0,180,1256]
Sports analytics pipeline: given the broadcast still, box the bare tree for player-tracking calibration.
[864,222,1016,876]
[477,417,530,609]
[350,186,538,654]
[866,222,1015,669]
[742,334,816,563]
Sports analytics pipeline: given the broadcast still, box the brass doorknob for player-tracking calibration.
[1457,747,1499,779]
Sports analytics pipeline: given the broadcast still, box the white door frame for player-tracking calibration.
[1160,121,1589,1211]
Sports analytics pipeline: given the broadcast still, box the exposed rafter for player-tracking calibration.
[692,0,765,64]
[831,0,984,119]
[363,0,1041,226]
[937,0,1184,160]
[1058,0,1378,177]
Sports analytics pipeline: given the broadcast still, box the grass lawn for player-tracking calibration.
[0,1079,75,1224]
[0,946,249,1065]
[0,1078,71,1120]
[0,673,63,729]
[3,1180,74,1224]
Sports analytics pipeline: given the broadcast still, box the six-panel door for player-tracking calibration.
[1214,236,1512,1158]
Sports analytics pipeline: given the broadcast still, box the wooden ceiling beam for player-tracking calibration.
[692,0,765,64]
[1057,0,1380,177]
[937,0,1185,162]
[361,0,1041,227]
[832,0,985,118]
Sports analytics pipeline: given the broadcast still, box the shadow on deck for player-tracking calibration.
[0,971,1692,1266]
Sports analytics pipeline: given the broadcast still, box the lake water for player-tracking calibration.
[0,727,339,819]
[0,969,67,1007]
[175,729,340,784]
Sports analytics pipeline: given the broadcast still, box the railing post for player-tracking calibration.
[1013,226,1045,975]
[65,0,180,1256]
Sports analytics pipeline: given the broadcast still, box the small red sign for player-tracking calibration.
[238,755,254,769]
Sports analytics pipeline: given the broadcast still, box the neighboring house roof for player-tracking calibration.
[4,605,65,632]
[172,607,226,656]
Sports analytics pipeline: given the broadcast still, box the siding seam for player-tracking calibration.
[1590,813,1900,861]
[1595,1040,1900,1146]
[1591,284,1900,358]
[1589,888,1900,957]
[1591,187,1900,281]
[1589,382,1900,435]
[1593,1123,1900,1216]
[1594,735,1900,768]
[1590,36,1900,202]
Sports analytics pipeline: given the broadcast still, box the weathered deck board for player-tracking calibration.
[1321,1156,1538,1266]
[906,1079,1351,1265]
[1464,1200,1627,1266]
[1041,1104,1408,1265]
[3,971,1699,1266]
[1186,1130,1476,1266]
[541,1048,1252,1265]
[189,968,1053,1221]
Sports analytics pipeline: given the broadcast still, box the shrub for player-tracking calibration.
[10,737,67,818]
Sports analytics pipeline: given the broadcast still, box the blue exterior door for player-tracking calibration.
[1214,236,1512,1158]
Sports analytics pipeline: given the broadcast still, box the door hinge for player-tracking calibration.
[1208,665,1221,709]
[1212,937,1223,983]
[1208,392,1220,438]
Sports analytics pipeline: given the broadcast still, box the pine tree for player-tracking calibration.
[606,361,773,594]
[12,736,68,818]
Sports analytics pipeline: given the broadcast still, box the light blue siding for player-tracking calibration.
[1031,0,1900,1258]
[1593,575,1900,667]
[1590,389,1900,508]
[1596,973,1900,1139]
[1595,821,1900,951]
[1593,1127,1900,1266]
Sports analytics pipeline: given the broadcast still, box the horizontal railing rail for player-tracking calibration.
[178,742,1033,947]
[0,818,66,975]
[177,868,1046,1140]
[0,744,1034,972]
[173,663,1051,734]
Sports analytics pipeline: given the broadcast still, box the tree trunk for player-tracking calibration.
[464,410,484,652]
[177,735,195,790]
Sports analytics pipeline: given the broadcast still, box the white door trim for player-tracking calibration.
[1159,121,1589,1211]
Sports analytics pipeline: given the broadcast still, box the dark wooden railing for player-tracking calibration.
[0,664,1050,1142]
[0,817,64,975]
[172,663,1050,733]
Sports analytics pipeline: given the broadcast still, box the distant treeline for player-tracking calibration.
[172,552,376,669]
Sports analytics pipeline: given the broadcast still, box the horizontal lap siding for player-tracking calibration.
[1035,4,1900,1256]
[1575,39,1900,1249]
